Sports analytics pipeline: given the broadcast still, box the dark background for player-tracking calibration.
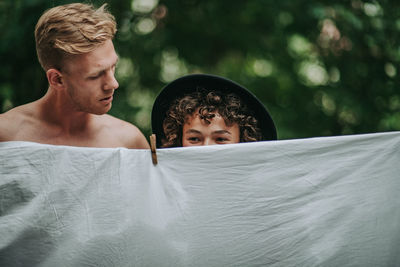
[1,0,399,140]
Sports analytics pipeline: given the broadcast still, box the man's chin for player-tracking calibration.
[81,105,112,115]
[93,106,111,115]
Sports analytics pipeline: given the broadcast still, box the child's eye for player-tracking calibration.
[188,137,200,142]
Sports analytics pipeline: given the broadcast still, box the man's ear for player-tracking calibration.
[47,68,65,89]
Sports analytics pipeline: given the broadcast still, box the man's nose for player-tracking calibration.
[104,70,119,90]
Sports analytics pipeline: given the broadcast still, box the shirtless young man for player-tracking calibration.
[0,3,149,149]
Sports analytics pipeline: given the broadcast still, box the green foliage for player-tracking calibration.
[1,0,399,139]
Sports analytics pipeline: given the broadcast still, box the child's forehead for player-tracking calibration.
[185,111,233,124]
[184,111,229,126]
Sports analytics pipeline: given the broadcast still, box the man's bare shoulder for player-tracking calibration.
[97,114,150,149]
[0,103,37,142]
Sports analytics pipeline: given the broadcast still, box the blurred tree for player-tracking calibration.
[1,0,399,140]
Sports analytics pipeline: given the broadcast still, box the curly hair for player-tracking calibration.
[162,89,262,147]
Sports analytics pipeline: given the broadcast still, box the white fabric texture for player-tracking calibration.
[0,132,399,266]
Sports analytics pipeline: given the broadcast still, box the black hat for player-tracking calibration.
[151,74,277,148]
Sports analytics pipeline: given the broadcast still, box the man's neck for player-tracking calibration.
[38,89,93,134]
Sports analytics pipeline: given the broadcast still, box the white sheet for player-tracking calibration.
[0,132,399,266]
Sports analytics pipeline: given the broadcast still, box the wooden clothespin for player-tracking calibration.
[150,134,158,165]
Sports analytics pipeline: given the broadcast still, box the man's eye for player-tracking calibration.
[216,137,228,142]
[89,74,100,80]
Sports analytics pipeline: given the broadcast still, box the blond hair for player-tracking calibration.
[35,3,117,70]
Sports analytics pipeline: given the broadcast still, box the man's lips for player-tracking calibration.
[100,95,113,104]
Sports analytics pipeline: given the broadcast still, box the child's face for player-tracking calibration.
[182,112,240,147]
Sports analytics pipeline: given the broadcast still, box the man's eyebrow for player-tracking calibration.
[212,130,232,135]
[88,57,119,77]
[88,69,104,77]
